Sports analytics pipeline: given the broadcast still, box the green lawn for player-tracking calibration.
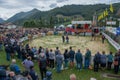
[0,35,119,80]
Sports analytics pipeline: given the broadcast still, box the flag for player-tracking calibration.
[64,17,66,22]
[110,4,113,13]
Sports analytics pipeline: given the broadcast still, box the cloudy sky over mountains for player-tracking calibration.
[0,0,120,20]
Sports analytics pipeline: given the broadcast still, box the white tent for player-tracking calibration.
[67,24,73,28]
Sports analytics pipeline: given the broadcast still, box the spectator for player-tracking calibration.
[107,52,113,70]
[15,43,21,59]
[69,47,75,69]
[10,59,21,75]
[4,44,11,61]
[75,49,83,70]
[38,46,42,54]
[114,54,119,74]
[21,71,32,80]
[84,49,91,69]
[0,40,2,50]
[7,71,16,80]
[49,49,55,69]
[100,51,107,70]
[22,56,34,71]
[29,66,38,80]
[55,47,60,56]
[93,52,101,72]
[21,48,27,61]
[64,49,69,69]
[56,51,64,73]
[45,48,50,67]
[118,49,120,70]
[70,74,76,80]
[39,53,47,80]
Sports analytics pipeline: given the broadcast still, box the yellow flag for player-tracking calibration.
[110,4,113,13]
[64,17,66,22]
[105,9,108,16]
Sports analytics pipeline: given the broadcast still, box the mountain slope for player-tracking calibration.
[6,3,120,25]
[0,18,5,23]
[6,8,40,23]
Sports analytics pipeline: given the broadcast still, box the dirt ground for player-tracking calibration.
[29,35,110,55]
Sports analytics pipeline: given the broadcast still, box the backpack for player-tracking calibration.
[10,64,20,74]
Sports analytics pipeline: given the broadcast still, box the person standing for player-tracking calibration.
[64,49,69,69]
[66,35,69,43]
[15,43,21,59]
[107,52,113,70]
[100,51,107,70]
[0,39,2,50]
[39,54,47,80]
[4,44,11,61]
[55,47,60,56]
[22,56,34,71]
[49,49,55,69]
[29,66,38,80]
[118,49,120,70]
[75,49,83,70]
[102,34,105,44]
[84,49,91,69]
[113,54,119,74]
[56,51,64,73]
[93,52,101,72]
[69,47,75,69]
[10,59,21,75]
[62,35,65,43]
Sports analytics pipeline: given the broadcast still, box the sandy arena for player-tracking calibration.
[29,35,110,55]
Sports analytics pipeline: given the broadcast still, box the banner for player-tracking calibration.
[116,27,120,36]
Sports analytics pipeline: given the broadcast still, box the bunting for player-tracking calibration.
[98,4,114,21]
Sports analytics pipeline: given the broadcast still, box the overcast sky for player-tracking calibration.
[0,0,120,20]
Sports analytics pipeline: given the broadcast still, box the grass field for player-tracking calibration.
[0,35,119,80]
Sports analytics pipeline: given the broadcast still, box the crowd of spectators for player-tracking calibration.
[0,28,120,80]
